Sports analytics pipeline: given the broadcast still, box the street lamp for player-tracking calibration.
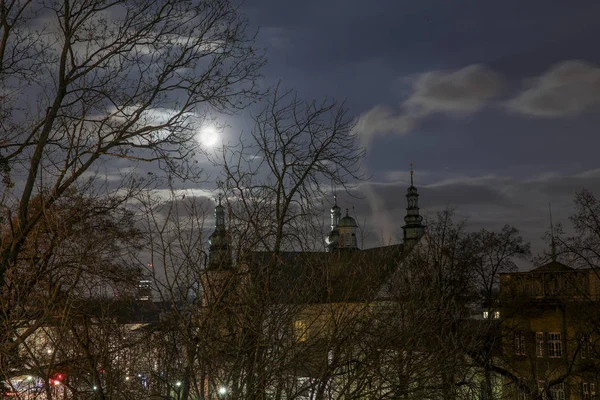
[218,386,228,396]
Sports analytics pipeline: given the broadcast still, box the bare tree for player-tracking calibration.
[219,84,365,254]
[0,0,262,390]
[0,0,263,282]
[471,225,531,312]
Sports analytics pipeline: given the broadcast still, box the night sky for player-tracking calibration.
[219,0,600,260]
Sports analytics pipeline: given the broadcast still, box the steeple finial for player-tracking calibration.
[218,193,222,206]
[410,162,414,186]
[549,202,557,261]
[333,193,337,206]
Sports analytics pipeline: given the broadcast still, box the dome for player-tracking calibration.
[331,203,341,213]
[327,228,339,242]
[338,215,358,228]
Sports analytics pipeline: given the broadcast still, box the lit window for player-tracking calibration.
[483,311,489,319]
[493,311,500,319]
[294,320,308,342]
[514,331,526,356]
[536,332,544,358]
[548,333,562,358]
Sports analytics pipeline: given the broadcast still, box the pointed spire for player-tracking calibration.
[549,202,557,261]
[403,163,425,250]
[208,192,231,269]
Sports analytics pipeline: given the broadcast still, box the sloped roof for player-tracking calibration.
[246,244,404,304]
[530,260,574,272]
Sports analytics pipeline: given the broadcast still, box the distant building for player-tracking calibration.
[499,258,600,400]
[200,169,430,399]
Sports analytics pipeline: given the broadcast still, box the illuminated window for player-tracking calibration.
[536,332,544,358]
[514,331,526,356]
[483,311,489,319]
[294,320,308,342]
[493,311,500,319]
[548,333,562,358]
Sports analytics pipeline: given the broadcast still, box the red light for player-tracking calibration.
[56,374,64,380]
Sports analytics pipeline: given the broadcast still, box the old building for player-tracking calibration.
[499,256,600,400]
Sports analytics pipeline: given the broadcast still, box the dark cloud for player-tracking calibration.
[508,60,600,117]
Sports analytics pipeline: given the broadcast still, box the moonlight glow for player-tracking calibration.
[197,125,221,148]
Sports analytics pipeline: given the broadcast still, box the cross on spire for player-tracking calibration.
[410,162,414,186]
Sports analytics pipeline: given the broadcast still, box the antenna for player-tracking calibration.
[549,202,557,261]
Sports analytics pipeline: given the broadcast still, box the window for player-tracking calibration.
[536,332,545,358]
[294,320,308,342]
[549,383,565,400]
[514,331,526,356]
[583,382,596,400]
[548,332,562,358]
[538,380,547,400]
[581,334,593,359]
[483,311,489,319]
[493,311,500,319]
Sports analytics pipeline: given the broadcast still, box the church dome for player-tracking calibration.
[338,212,358,228]
[326,228,339,244]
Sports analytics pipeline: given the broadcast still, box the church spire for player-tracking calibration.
[402,163,425,251]
[326,194,342,251]
[208,194,232,269]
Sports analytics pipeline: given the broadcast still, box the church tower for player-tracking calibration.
[203,195,233,306]
[326,195,359,251]
[208,195,232,270]
[326,195,341,251]
[402,164,425,251]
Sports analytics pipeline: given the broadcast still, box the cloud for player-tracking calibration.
[508,60,600,117]
[406,64,503,114]
[354,64,502,145]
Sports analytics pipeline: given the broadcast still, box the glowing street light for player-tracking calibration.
[218,386,227,396]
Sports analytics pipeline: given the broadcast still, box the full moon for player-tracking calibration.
[198,125,220,148]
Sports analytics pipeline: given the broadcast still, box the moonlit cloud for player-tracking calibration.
[508,60,600,117]
[354,64,503,145]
